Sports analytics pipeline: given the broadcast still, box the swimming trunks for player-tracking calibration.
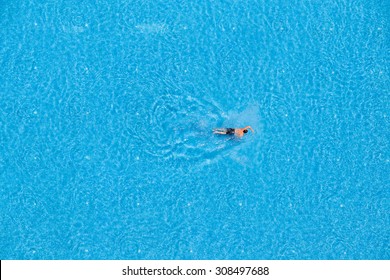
[226,128,235,135]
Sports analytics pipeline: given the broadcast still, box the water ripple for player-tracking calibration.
[56,5,91,34]
[135,94,230,161]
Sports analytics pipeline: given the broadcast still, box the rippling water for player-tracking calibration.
[0,0,388,259]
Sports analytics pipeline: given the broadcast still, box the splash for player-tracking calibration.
[222,103,262,133]
[219,103,263,164]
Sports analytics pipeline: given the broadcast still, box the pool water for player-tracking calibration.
[0,0,389,259]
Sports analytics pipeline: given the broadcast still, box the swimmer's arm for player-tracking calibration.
[244,126,254,133]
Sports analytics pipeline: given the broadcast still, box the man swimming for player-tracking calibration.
[212,126,254,138]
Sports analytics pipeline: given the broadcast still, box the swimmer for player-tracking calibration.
[213,126,254,138]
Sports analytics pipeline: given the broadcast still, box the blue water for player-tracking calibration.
[1,0,389,260]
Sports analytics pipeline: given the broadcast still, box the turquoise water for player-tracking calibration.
[1,0,389,259]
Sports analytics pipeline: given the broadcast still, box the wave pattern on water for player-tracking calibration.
[134,94,235,161]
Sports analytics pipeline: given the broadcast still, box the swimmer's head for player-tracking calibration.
[243,129,248,133]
